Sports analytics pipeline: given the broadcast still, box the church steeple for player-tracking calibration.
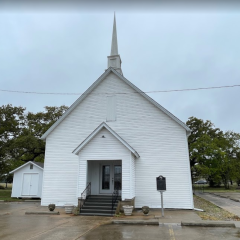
[111,13,118,55]
[107,13,123,75]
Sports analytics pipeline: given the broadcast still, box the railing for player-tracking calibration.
[79,182,91,212]
[112,186,120,215]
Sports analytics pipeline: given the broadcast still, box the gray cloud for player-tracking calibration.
[0,10,240,133]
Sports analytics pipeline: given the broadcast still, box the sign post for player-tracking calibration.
[156,175,166,218]
[160,191,164,217]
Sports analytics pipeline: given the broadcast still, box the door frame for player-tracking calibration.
[99,161,122,195]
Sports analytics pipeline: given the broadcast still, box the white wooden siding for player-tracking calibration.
[42,72,193,208]
[11,164,43,198]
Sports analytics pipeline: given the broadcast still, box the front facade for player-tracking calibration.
[41,15,193,209]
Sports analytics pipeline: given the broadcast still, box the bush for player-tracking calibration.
[0,185,5,189]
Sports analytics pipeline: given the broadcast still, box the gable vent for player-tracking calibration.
[106,95,116,121]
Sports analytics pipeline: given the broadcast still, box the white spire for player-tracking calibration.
[107,13,122,75]
[110,13,118,56]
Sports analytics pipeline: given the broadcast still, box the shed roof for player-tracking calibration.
[9,161,44,174]
[72,122,140,158]
[41,67,191,140]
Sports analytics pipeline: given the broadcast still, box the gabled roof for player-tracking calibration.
[9,161,44,174]
[41,67,190,140]
[72,122,140,158]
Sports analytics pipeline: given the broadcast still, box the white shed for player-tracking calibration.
[10,161,44,198]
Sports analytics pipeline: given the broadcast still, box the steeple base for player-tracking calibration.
[107,54,122,75]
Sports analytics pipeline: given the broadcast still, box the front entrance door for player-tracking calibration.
[100,164,122,194]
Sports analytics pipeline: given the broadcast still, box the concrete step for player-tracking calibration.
[80,208,114,214]
[85,199,115,203]
[79,212,113,216]
[82,205,117,210]
[80,195,119,216]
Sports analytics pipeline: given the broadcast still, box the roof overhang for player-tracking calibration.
[9,161,44,174]
[72,122,140,158]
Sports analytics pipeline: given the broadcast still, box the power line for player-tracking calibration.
[0,84,240,95]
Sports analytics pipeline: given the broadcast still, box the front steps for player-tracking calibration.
[80,195,121,216]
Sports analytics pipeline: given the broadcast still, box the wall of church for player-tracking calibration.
[41,71,193,209]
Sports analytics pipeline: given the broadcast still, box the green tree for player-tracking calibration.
[0,105,68,175]
[187,117,240,188]
[0,104,25,176]
[9,105,68,163]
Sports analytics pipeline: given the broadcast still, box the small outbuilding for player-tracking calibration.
[10,161,44,198]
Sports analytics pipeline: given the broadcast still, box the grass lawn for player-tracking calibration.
[0,188,23,202]
[193,184,240,193]
[194,195,240,221]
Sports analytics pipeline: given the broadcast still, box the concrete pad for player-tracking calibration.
[25,211,60,215]
[181,221,236,228]
[112,219,159,225]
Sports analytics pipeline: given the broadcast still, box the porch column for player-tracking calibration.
[121,154,131,200]
[78,158,87,197]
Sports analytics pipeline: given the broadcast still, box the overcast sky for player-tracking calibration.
[1,4,240,133]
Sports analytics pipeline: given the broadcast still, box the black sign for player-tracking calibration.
[156,175,166,191]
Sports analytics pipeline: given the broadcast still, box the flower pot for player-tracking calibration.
[64,204,74,214]
[48,204,55,212]
[123,205,133,216]
[142,206,149,215]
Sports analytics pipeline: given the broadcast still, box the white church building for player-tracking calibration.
[41,15,193,211]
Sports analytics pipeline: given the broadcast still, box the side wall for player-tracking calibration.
[11,165,43,198]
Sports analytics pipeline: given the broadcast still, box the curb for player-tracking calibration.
[181,221,236,228]
[112,220,159,225]
[24,200,41,202]
[25,211,60,215]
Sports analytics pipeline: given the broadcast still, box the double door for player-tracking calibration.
[100,164,122,194]
[21,173,39,196]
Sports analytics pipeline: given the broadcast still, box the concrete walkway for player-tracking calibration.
[1,202,240,240]
[0,202,112,240]
[195,192,240,218]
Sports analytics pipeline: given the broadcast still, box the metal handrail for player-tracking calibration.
[112,185,120,215]
[80,182,91,211]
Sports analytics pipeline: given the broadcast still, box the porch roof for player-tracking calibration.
[72,122,140,158]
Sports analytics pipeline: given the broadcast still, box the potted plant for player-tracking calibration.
[142,206,149,215]
[122,205,133,216]
[48,203,56,212]
[64,204,75,214]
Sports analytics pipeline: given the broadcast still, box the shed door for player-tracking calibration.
[22,173,39,196]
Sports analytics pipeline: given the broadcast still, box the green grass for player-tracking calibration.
[193,183,240,193]
[0,189,23,202]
